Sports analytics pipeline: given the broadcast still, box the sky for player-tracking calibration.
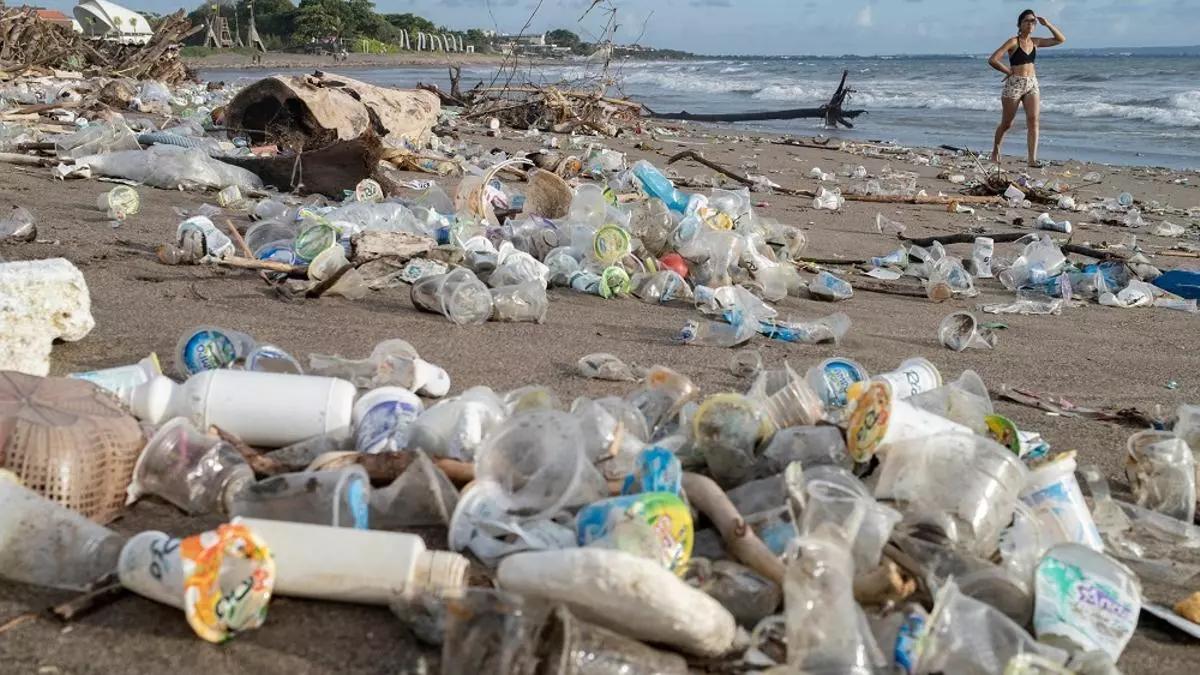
[40,0,1200,55]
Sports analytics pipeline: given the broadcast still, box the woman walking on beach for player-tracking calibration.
[988,9,1066,167]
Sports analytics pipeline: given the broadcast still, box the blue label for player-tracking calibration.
[181,330,238,374]
[894,612,925,674]
[345,475,370,529]
[822,360,866,407]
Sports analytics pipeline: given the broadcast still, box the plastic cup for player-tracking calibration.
[307,245,367,299]
[245,344,303,374]
[294,220,338,261]
[730,349,763,377]
[758,426,851,475]
[593,225,632,265]
[244,221,297,257]
[97,185,140,219]
[760,374,825,431]
[1125,430,1196,522]
[846,380,974,462]
[872,357,942,399]
[490,281,549,323]
[175,324,256,377]
[972,237,995,278]
[474,410,607,519]
[1034,544,1141,661]
[355,178,383,203]
[411,268,494,325]
[352,386,424,454]
[0,480,123,591]
[939,312,996,352]
[217,185,243,208]
[441,589,546,675]
[1019,452,1104,551]
[536,605,689,675]
[447,480,577,565]
[1176,404,1200,450]
[177,215,233,258]
[693,393,769,488]
[906,370,994,433]
[874,432,1028,557]
[227,466,372,529]
[128,417,255,515]
[117,525,275,643]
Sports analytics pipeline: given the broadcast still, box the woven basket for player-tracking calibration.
[0,371,144,523]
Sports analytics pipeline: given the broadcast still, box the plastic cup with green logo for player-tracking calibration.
[593,225,631,265]
[294,220,338,262]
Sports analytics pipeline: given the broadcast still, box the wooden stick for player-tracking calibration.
[1160,250,1200,259]
[0,152,53,167]
[847,277,929,299]
[216,256,306,275]
[225,219,254,259]
[682,472,785,585]
[667,149,754,186]
[899,231,1030,246]
[0,612,37,635]
[51,582,127,621]
[214,426,288,476]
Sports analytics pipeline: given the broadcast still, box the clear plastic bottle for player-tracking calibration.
[632,160,691,213]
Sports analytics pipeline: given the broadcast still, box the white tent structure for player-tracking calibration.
[73,0,154,46]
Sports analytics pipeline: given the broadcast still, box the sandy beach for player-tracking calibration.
[2,77,1200,672]
[185,50,543,73]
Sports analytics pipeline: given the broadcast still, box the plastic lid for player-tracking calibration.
[593,225,631,264]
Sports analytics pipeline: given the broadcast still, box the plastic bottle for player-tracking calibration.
[632,160,691,213]
[809,271,853,301]
[232,517,467,604]
[130,371,356,448]
[0,480,122,591]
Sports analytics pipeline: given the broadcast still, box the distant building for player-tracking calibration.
[73,0,153,45]
[34,9,75,28]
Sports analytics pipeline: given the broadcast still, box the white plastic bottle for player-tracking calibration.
[68,353,162,406]
[234,517,468,604]
[130,371,356,448]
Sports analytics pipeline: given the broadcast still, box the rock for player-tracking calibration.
[351,231,436,263]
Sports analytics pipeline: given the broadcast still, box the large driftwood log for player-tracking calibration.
[647,70,866,129]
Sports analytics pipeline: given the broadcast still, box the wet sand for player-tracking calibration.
[1,116,1199,672]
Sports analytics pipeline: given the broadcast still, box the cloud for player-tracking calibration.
[855,5,873,27]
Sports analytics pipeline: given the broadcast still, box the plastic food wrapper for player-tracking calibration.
[577,352,638,382]
[576,492,694,574]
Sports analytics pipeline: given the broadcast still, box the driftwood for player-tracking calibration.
[853,560,917,606]
[682,472,786,585]
[848,193,1002,205]
[648,70,866,129]
[216,256,306,275]
[899,231,1123,260]
[51,582,127,621]
[225,220,254,259]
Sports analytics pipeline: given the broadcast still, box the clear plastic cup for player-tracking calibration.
[410,268,494,325]
[761,374,826,431]
[127,417,255,515]
[307,244,367,299]
[227,465,371,528]
[906,370,994,433]
[1125,430,1196,522]
[474,410,607,519]
[490,280,549,323]
[441,589,547,675]
[938,312,996,352]
[874,433,1027,557]
[693,393,768,488]
[245,344,304,374]
[758,426,851,475]
[536,605,689,674]
[802,479,900,571]
[0,480,122,590]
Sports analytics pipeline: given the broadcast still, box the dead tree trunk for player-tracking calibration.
[646,70,865,128]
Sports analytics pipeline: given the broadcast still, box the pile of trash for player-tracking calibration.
[4,300,1200,670]
[0,8,194,85]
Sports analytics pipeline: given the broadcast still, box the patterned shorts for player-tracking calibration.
[1002,75,1040,100]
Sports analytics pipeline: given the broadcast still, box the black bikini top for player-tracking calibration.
[1010,41,1037,66]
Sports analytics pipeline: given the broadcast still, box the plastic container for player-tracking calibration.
[497,548,737,657]
[117,525,274,643]
[905,370,994,433]
[576,492,694,574]
[846,380,973,462]
[758,426,851,475]
[759,373,825,430]
[174,325,256,377]
[129,416,253,511]
[352,386,424,454]
[1019,452,1104,551]
[410,268,494,325]
[227,466,371,528]
[231,517,466,604]
[68,353,162,405]
[245,344,303,374]
[802,479,900,571]
[1034,543,1142,660]
[130,370,356,448]
[972,237,994,278]
[97,185,140,219]
[808,271,853,301]
[440,589,546,675]
[632,160,690,213]
[177,215,233,258]
[872,357,942,400]
[785,534,874,673]
[0,480,123,591]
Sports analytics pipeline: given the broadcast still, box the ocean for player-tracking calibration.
[201,52,1200,170]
